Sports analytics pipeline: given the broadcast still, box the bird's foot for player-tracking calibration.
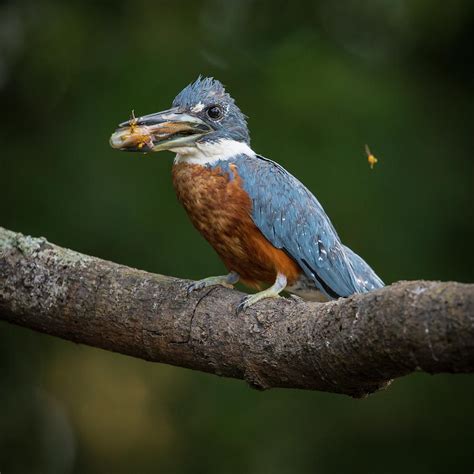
[237,272,287,313]
[187,272,240,295]
[237,291,281,313]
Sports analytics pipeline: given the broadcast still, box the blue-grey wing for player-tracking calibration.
[235,155,383,298]
[343,245,384,292]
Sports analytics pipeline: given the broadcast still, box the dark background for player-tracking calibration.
[1,1,473,473]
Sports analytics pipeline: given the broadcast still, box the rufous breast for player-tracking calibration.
[172,161,301,288]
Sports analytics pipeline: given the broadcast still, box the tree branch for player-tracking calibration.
[1,226,473,397]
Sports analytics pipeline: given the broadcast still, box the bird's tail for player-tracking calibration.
[287,246,384,301]
[343,245,384,293]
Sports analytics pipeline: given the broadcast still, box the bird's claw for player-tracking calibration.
[187,274,237,296]
[236,293,281,314]
[186,281,206,295]
[236,295,252,314]
[187,281,233,295]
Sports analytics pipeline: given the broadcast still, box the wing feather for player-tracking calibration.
[235,154,383,298]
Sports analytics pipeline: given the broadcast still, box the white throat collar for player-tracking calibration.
[174,139,255,165]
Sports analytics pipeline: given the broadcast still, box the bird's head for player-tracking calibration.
[110,76,250,157]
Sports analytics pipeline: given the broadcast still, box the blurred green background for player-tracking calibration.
[1,0,474,473]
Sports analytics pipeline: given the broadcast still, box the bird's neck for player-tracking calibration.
[173,139,255,166]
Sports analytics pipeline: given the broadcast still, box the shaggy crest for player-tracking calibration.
[173,76,233,109]
[173,76,250,144]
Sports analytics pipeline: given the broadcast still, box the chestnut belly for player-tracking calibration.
[172,161,302,288]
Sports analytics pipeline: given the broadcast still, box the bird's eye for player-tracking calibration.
[206,105,223,120]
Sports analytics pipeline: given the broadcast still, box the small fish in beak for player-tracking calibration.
[110,108,214,153]
[109,110,156,152]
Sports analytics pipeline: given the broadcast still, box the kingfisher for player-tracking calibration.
[110,76,384,311]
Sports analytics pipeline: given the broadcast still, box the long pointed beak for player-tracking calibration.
[109,108,212,153]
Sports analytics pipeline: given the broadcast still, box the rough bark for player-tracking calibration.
[0,226,473,397]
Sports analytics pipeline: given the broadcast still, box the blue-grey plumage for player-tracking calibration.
[110,76,384,308]
[213,155,384,300]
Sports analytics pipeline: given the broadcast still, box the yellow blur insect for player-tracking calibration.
[129,110,138,134]
[117,110,154,151]
[365,144,378,169]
